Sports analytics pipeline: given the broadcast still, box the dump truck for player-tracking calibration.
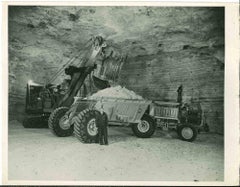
[50,85,209,142]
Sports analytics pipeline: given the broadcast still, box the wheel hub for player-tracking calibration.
[59,115,70,130]
[87,118,98,136]
[138,120,150,133]
[181,127,193,140]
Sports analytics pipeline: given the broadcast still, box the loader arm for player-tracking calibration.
[56,66,95,107]
[50,36,126,108]
[55,36,127,107]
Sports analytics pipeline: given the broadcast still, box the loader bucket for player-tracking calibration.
[92,75,110,89]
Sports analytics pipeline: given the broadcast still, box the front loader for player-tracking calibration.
[23,36,126,130]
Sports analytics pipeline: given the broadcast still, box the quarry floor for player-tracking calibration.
[8,120,224,182]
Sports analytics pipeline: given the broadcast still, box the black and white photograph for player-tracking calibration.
[1,1,239,186]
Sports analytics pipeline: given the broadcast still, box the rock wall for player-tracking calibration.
[118,7,224,133]
[8,6,224,133]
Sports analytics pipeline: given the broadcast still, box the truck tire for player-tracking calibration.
[48,107,73,137]
[73,109,101,143]
[177,124,197,142]
[132,114,156,138]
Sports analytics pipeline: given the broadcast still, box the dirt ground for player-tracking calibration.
[8,120,224,182]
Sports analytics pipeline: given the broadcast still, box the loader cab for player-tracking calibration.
[25,81,44,114]
[25,80,59,114]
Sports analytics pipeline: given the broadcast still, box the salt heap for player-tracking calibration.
[88,85,144,100]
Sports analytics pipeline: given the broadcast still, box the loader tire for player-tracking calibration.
[132,114,156,138]
[73,109,101,143]
[48,107,73,137]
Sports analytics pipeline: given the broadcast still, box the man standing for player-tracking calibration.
[96,111,108,145]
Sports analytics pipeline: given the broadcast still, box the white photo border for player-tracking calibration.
[1,1,239,186]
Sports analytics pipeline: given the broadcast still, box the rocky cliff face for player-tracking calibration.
[8,6,224,133]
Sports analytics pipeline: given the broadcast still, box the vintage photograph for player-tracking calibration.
[7,5,225,182]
